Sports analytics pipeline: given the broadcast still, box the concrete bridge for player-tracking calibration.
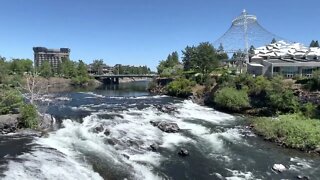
[91,74,159,84]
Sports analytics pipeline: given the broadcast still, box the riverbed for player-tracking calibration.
[0,81,319,179]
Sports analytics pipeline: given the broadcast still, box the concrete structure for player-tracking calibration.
[33,47,70,70]
[92,74,158,85]
[247,41,320,77]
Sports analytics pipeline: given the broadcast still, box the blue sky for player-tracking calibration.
[0,0,319,70]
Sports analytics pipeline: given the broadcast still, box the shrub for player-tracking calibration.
[20,104,38,129]
[71,76,90,86]
[301,103,317,118]
[0,88,23,114]
[267,88,299,113]
[213,87,250,112]
[252,114,320,150]
[166,78,195,98]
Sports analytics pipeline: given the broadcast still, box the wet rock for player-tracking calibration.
[94,124,104,133]
[150,143,159,151]
[150,120,160,126]
[178,148,189,157]
[122,154,130,160]
[158,121,180,133]
[0,114,19,134]
[297,175,310,180]
[39,113,55,130]
[272,164,286,173]
[104,129,110,136]
[150,121,180,133]
[156,105,177,113]
[314,147,320,154]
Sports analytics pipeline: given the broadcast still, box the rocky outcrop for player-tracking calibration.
[0,114,20,134]
[38,113,55,130]
[150,121,180,133]
[156,105,177,113]
[150,143,159,151]
[178,148,189,157]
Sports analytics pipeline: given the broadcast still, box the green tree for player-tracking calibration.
[77,60,88,77]
[310,40,316,47]
[39,60,52,78]
[195,42,219,75]
[182,46,197,71]
[166,78,195,98]
[314,40,319,47]
[92,59,104,75]
[157,51,181,76]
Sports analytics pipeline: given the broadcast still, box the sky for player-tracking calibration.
[0,0,319,70]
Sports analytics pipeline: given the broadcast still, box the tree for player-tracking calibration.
[77,60,88,77]
[157,51,181,75]
[92,59,104,75]
[39,60,52,78]
[310,40,316,47]
[271,38,277,44]
[249,45,255,55]
[314,40,319,47]
[182,46,197,71]
[196,42,219,75]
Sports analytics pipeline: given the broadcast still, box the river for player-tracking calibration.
[0,81,319,180]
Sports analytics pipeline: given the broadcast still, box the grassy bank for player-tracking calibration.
[251,114,320,152]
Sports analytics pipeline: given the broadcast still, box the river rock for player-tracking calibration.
[38,113,55,130]
[94,124,104,133]
[272,164,286,173]
[297,175,310,180]
[104,129,111,136]
[122,154,130,159]
[0,114,20,134]
[152,121,180,133]
[156,105,177,113]
[150,143,159,151]
[178,148,189,157]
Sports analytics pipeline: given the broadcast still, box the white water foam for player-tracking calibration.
[4,98,245,179]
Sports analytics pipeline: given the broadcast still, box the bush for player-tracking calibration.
[252,114,320,150]
[0,88,23,114]
[71,76,90,86]
[267,88,299,113]
[166,78,195,98]
[213,87,250,112]
[301,103,317,118]
[20,104,38,129]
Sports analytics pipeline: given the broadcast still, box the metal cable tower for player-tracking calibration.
[214,9,290,63]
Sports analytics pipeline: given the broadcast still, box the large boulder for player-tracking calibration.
[150,121,180,133]
[38,113,55,130]
[0,114,20,134]
[156,105,177,114]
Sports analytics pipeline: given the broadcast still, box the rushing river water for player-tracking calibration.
[0,81,320,180]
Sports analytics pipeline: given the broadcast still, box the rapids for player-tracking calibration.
[0,82,319,180]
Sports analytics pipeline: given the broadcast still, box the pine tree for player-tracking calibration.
[310,40,316,47]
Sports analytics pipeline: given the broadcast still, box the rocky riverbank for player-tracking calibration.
[0,112,55,136]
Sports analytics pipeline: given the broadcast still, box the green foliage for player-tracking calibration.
[0,88,23,115]
[39,60,53,78]
[157,51,181,76]
[58,58,77,78]
[77,60,89,77]
[310,40,319,48]
[304,70,320,91]
[301,103,317,118]
[20,104,38,129]
[214,87,250,112]
[252,114,320,150]
[166,78,195,98]
[182,42,220,76]
[9,59,33,75]
[114,64,151,75]
[91,59,104,75]
[71,76,90,86]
